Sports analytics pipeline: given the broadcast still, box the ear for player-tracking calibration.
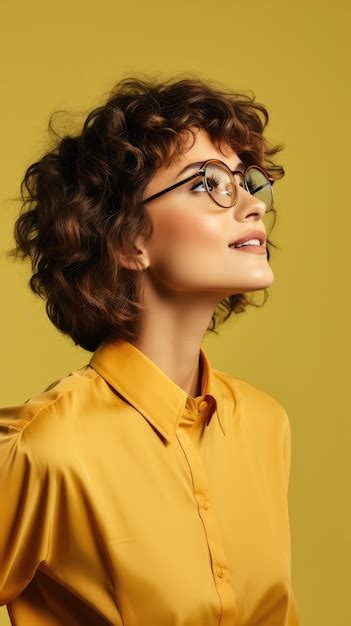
[118,237,150,272]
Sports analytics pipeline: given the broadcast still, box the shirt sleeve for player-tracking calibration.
[0,415,52,605]
[283,410,300,626]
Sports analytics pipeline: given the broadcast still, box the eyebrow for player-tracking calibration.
[175,159,246,179]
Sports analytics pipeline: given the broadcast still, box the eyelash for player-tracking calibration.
[189,173,257,194]
[190,175,221,191]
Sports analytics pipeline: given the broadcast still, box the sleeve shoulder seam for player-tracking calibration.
[18,389,76,446]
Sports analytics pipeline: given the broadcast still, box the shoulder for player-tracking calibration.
[0,364,99,469]
[213,368,289,432]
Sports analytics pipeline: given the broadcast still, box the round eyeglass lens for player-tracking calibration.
[204,162,237,208]
[245,167,273,212]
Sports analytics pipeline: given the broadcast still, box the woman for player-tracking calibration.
[0,75,299,625]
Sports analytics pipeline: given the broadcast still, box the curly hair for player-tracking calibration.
[6,72,285,352]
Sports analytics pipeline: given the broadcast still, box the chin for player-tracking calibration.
[233,267,275,290]
[249,267,275,286]
[249,278,275,291]
[229,274,275,294]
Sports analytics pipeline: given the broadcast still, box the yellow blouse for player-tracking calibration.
[0,338,299,626]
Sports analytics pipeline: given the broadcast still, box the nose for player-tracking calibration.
[233,183,267,221]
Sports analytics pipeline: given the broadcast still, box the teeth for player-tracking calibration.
[231,238,261,248]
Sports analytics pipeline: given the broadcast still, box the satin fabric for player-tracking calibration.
[0,338,299,625]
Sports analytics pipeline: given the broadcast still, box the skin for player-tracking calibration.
[121,127,274,398]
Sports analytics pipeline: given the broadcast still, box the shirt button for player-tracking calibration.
[199,400,208,411]
[216,566,226,578]
[203,498,210,510]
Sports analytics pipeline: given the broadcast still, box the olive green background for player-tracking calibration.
[1,1,349,624]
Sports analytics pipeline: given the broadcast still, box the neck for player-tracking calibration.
[129,283,221,397]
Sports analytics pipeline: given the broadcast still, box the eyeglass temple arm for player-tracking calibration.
[143,169,206,204]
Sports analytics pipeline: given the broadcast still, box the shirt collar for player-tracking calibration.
[89,338,230,444]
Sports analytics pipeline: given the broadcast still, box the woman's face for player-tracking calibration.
[137,127,274,298]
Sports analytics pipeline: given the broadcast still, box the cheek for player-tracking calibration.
[150,207,223,255]
[146,207,225,287]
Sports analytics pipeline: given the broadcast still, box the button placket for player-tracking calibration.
[175,426,237,624]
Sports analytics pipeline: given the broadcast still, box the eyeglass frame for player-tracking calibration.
[141,158,275,211]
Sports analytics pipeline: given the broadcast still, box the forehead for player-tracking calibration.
[179,127,235,161]
[145,127,238,195]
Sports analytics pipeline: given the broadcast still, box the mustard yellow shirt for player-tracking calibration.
[0,338,299,625]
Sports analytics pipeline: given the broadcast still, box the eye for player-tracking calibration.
[206,175,221,191]
[190,179,206,192]
[190,175,221,192]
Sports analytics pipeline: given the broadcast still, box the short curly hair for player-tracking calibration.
[7,73,285,352]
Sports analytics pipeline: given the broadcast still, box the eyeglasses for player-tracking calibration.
[142,159,275,212]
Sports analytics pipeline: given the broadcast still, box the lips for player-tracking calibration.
[229,229,266,247]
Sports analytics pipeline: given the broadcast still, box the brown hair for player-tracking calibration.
[6,73,285,352]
